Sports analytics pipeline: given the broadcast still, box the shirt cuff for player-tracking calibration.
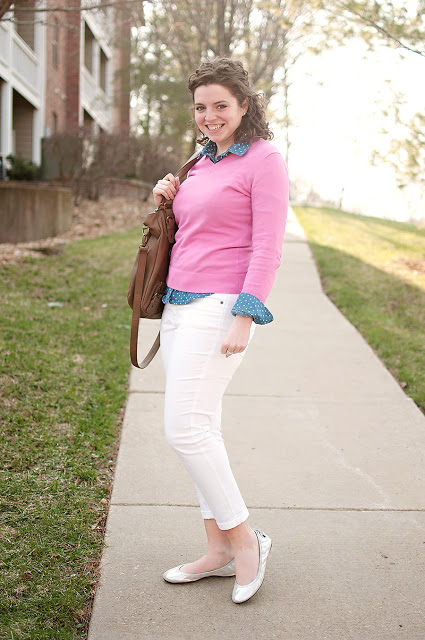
[231,292,274,325]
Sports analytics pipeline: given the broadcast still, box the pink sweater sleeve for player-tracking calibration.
[241,151,289,303]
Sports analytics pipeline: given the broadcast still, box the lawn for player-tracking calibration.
[293,206,425,414]
[0,227,142,639]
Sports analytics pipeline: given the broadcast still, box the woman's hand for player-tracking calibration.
[221,315,253,358]
[152,173,180,207]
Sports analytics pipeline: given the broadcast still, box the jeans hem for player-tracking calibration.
[201,511,215,519]
[216,508,249,531]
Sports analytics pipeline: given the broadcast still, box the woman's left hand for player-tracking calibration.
[221,315,253,358]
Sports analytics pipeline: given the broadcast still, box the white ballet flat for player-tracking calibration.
[163,558,236,583]
[232,529,272,604]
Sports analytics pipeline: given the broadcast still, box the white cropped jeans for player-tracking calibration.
[160,293,256,530]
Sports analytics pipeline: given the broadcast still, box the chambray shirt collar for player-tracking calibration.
[198,139,251,164]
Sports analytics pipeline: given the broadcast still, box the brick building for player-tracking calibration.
[0,0,130,167]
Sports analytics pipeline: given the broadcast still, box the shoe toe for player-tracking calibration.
[232,583,254,603]
[163,565,190,583]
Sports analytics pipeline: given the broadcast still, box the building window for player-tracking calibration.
[52,19,59,68]
[14,1,36,51]
[100,49,108,93]
[84,23,94,74]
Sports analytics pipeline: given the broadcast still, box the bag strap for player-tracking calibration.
[175,150,200,180]
[130,151,200,369]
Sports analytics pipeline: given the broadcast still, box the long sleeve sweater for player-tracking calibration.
[167,138,289,304]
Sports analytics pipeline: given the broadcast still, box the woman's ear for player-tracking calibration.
[242,98,249,114]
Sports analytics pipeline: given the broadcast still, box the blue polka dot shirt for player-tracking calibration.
[199,138,251,163]
[162,140,274,326]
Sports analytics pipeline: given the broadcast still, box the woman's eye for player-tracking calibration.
[195,105,227,111]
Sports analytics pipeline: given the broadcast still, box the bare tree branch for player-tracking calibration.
[1,0,142,18]
[332,0,425,58]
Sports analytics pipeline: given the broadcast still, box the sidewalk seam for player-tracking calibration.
[127,390,407,400]
[109,503,425,512]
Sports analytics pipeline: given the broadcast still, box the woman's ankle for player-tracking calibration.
[207,545,233,559]
[226,523,256,551]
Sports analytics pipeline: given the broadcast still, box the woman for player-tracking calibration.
[153,57,289,604]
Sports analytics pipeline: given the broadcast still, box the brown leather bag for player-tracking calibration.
[127,152,199,368]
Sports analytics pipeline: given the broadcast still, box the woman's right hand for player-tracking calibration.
[152,173,180,207]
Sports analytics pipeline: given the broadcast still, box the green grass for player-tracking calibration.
[0,227,142,639]
[293,206,425,413]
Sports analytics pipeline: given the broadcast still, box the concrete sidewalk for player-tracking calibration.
[88,208,425,640]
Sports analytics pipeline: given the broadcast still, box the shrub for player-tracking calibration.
[6,154,42,181]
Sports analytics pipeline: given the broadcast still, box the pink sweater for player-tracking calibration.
[167,138,289,304]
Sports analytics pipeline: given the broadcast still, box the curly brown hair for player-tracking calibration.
[187,57,273,146]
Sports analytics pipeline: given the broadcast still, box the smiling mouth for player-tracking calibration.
[206,124,224,131]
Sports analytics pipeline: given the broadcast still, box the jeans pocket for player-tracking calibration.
[209,293,225,304]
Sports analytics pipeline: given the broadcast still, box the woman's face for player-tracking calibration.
[193,83,248,153]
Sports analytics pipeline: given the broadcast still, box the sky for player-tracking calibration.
[271,39,425,223]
